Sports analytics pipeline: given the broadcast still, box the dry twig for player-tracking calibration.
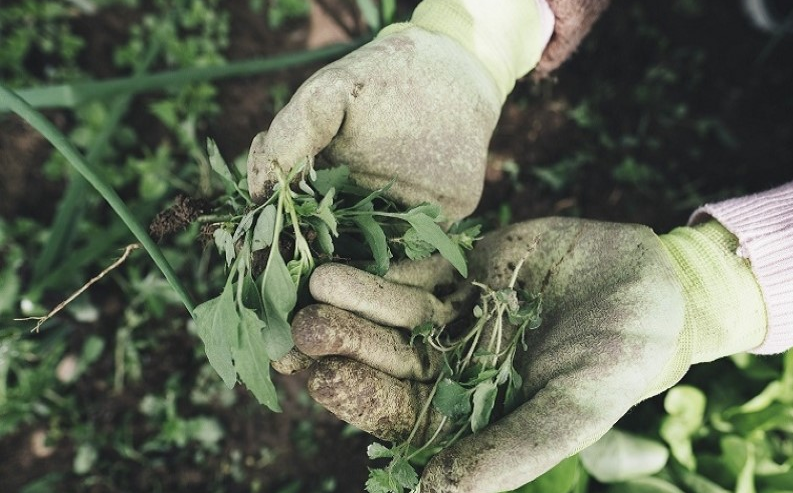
[16,243,141,332]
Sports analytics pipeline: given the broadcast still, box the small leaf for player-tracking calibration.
[232,210,256,242]
[367,442,394,460]
[353,214,390,276]
[314,203,339,237]
[261,247,297,360]
[206,138,235,184]
[234,308,281,411]
[366,468,398,493]
[298,178,315,196]
[312,165,350,196]
[410,322,434,345]
[252,204,277,251]
[308,217,335,256]
[213,227,235,266]
[402,227,435,261]
[433,378,472,420]
[391,458,419,489]
[405,213,467,277]
[406,202,442,219]
[470,381,498,432]
[194,285,239,388]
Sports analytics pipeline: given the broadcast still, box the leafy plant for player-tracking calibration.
[366,259,543,493]
[193,140,479,411]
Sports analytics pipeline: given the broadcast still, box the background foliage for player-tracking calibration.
[1,0,791,492]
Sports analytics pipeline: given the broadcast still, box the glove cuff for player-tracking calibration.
[394,0,553,102]
[659,221,767,364]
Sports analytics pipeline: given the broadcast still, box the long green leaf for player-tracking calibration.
[0,84,195,314]
[1,39,368,111]
[406,213,467,277]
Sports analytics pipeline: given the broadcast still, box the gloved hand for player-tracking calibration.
[279,217,767,492]
[246,0,553,220]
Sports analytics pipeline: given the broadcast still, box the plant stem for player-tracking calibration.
[0,84,196,315]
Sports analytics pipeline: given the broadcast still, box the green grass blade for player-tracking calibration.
[0,84,195,315]
[2,39,368,111]
[32,41,163,284]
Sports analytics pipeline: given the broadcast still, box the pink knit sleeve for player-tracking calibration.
[689,182,793,354]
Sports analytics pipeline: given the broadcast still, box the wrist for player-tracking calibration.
[659,221,767,363]
[399,0,554,101]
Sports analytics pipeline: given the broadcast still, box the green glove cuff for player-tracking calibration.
[659,221,767,365]
[381,0,549,102]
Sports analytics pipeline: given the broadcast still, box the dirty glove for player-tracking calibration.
[247,0,553,220]
[282,217,767,492]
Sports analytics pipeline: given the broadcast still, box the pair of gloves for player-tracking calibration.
[245,1,769,491]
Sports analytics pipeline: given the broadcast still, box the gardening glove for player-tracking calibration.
[283,217,767,492]
[246,0,554,220]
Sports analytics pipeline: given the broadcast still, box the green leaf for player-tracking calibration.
[193,285,239,388]
[314,191,339,237]
[366,468,399,493]
[308,217,335,256]
[405,213,467,277]
[580,428,669,483]
[470,380,498,432]
[312,165,350,196]
[353,214,390,276]
[367,442,394,460]
[660,385,706,470]
[402,227,435,261]
[406,202,442,219]
[213,227,235,266]
[206,138,235,184]
[433,378,472,420]
[261,247,296,360]
[234,307,280,411]
[232,210,256,242]
[252,204,276,251]
[391,458,419,489]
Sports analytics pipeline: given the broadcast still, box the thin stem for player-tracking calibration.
[404,373,444,449]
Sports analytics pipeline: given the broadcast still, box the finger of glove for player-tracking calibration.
[307,357,441,443]
[309,263,459,329]
[247,69,350,202]
[271,347,314,375]
[383,255,457,291]
[293,304,443,381]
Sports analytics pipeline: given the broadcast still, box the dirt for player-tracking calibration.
[1,1,791,492]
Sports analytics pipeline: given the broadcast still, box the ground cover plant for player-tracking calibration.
[1,1,792,492]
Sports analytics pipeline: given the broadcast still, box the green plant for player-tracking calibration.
[193,141,478,411]
[365,260,542,493]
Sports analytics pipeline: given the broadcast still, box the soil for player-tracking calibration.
[1,1,791,492]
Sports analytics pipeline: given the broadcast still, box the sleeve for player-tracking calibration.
[689,182,793,354]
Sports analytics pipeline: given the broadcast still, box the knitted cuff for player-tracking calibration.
[659,222,767,364]
[405,0,554,101]
[690,182,793,354]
